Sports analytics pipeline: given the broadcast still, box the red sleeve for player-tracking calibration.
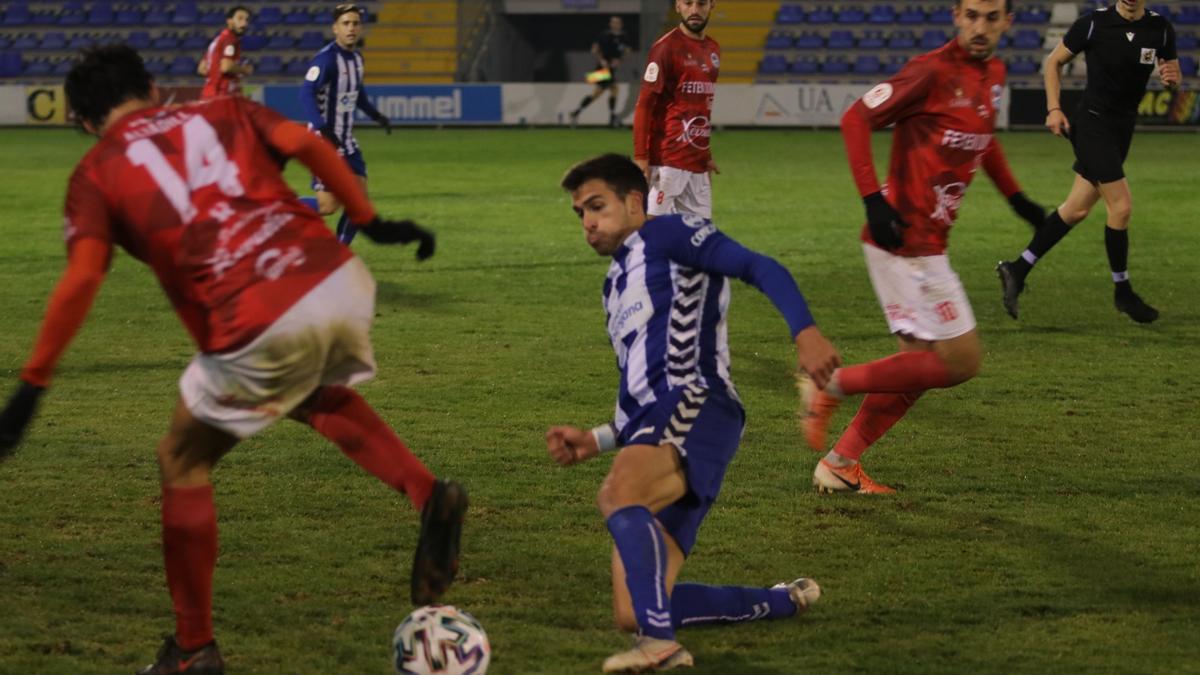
[840,102,881,198]
[241,100,376,224]
[982,138,1021,198]
[21,238,111,387]
[633,41,670,160]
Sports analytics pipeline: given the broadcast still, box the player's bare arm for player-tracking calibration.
[1158,58,1182,90]
[219,57,252,76]
[795,326,841,390]
[1044,42,1075,136]
[545,425,601,466]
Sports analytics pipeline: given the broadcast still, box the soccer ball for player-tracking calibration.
[392,605,490,675]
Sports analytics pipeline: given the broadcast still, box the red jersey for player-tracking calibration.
[63,97,353,354]
[845,40,1010,256]
[202,29,242,98]
[634,28,720,173]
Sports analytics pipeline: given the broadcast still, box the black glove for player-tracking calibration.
[359,217,436,260]
[0,380,45,458]
[1008,192,1046,231]
[863,192,907,251]
[368,112,392,135]
[318,124,339,145]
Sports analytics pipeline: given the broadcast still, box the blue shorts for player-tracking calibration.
[625,383,745,556]
[312,148,367,192]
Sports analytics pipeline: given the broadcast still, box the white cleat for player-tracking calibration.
[772,577,822,613]
[602,636,693,673]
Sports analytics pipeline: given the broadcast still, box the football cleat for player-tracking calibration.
[1114,289,1159,324]
[411,479,469,605]
[797,372,840,452]
[996,261,1024,320]
[136,636,224,675]
[772,577,822,613]
[602,636,693,673]
[812,458,896,495]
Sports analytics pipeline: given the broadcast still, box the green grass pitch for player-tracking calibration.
[1,126,1198,674]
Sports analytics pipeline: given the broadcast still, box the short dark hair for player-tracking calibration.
[561,153,648,201]
[954,0,1014,14]
[65,45,153,130]
[334,3,363,20]
[226,5,251,19]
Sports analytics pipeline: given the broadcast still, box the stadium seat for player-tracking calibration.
[791,57,819,74]
[1149,4,1172,20]
[888,29,916,48]
[144,58,167,76]
[181,33,208,51]
[58,9,86,26]
[144,7,169,26]
[256,6,284,26]
[883,56,906,74]
[927,7,953,23]
[285,10,312,25]
[127,31,152,50]
[776,4,804,24]
[898,6,926,24]
[919,29,948,49]
[53,58,74,76]
[869,4,896,24]
[13,34,38,50]
[267,34,296,50]
[24,58,52,76]
[759,54,788,74]
[1016,6,1050,23]
[312,9,334,24]
[39,32,66,50]
[172,2,200,26]
[1176,5,1200,24]
[853,54,881,74]
[0,52,22,77]
[284,58,309,76]
[0,36,10,50]
[795,32,824,48]
[152,33,180,50]
[1177,32,1198,50]
[297,31,326,50]
[256,55,283,75]
[765,31,792,49]
[4,3,32,27]
[200,10,226,26]
[241,33,269,51]
[1008,56,1038,75]
[1180,55,1198,76]
[115,8,142,26]
[807,6,835,23]
[837,6,866,23]
[859,30,885,48]
[828,30,855,48]
[167,55,196,76]
[1013,29,1042,49]
[88,2,116,26]
[820,56,850,74]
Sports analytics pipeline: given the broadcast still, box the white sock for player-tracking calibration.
[823,450,855,467]
[824,371,844,399]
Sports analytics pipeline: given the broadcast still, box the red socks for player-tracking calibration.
[837,351,952,395]
[302,386,436,511]
[833,392,923,461]
[161,484,218,652]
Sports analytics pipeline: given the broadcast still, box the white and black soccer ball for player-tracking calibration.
[392,605,490,675]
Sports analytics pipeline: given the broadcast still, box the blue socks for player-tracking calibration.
[336,211,358,245]
[606,506,674,640]
[670,583,796,628]
[298,196,319,212]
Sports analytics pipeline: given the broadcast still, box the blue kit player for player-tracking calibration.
[300,3,392,244]
[546,154,842,672]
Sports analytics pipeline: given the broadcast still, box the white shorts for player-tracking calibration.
[862,243,976,342]
[647,165,712,219]
[180,257,378,438]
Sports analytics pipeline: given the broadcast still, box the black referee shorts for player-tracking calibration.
[1070,107,1135,185]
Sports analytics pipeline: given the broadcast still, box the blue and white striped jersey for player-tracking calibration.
[300,42,374,155]
[602,214,816,441]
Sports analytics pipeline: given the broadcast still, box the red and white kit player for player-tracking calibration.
[200,6,252,99]
[0,46,464,674]
[801,0,1045,494]
[633,0,720,218]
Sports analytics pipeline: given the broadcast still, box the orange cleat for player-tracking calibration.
[812,459,896,495]
[796,372,841,452]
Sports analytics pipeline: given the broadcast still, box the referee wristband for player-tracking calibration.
[590,423,619,454]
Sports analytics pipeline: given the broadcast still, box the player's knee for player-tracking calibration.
[1060,204,1091,225]
[1108,199,1132,227]
[943,348,982,385]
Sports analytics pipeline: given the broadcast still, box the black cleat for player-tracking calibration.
[411,479,468,605]
[136,636,224,675]
[1115,289,1159,324]
[996,261,1025,320]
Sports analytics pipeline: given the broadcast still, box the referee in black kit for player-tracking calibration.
[997,0,1181,323]
[569,15,631,127]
